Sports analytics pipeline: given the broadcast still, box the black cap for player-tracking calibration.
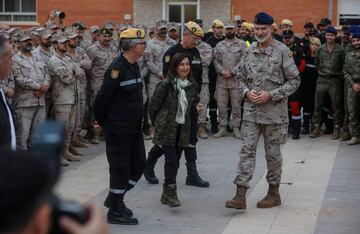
[304,21,314,29]
[282,30,294,38]
[320,18,331,26]
[72,22,85,30]
[194,19,203,27]
[100,27,113,36]
[254,12,274,25]
[309,28,318,36]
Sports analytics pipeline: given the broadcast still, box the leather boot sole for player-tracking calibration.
[107,215,138,225]
[256,199,281,208]
[225,201,246,209]
[103,199,133,217]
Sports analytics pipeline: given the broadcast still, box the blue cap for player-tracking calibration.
[326,25,337,34]
[254,12,274,25]
[352,32,360,39]
[349,25,360,34]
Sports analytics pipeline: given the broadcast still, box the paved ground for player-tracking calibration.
[57,132,360,234]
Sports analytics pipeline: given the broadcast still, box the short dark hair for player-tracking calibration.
[166,52,192,78]
[0,151,53,233]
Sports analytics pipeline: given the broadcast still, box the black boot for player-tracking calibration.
[185,162,209,188]
[107,193,138,225]
[104,192,133,217]
[292,119,301,140]
[301,115,311,135]
[144,145,162,184]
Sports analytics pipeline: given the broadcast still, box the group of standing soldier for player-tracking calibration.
[0,21,120,165]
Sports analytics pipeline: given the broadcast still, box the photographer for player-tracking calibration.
[0,150,108,234]
[47,10,66,32]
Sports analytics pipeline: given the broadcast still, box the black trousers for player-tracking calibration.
[208,70,218,125]
[301,79,316,115]
[163,125,183,185]
[105,131,146,191]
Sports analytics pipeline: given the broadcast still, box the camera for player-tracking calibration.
[55,11,66,19]
[32,121,87,234]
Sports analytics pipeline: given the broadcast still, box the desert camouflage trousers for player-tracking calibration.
[233,121,287,188]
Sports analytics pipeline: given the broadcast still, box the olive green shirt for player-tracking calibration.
[315,43,345,84]
[344,51,360,86]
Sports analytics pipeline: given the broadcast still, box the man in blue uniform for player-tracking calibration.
[94,28,146,225]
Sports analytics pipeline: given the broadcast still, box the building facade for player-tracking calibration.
[1,0,359,33]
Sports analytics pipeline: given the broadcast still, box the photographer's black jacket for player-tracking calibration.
[162,43,202,93]
[94,53,143,134]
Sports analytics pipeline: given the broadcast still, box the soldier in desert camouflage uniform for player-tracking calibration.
[65,29,92,153]
[32,30,54,118]
[12,32,50,150]
[196,32,213,139]
[87,27,118,144]
[144,20,176,99]
[48,33,80,166]
[213,21,246,138]
[225,12,300,210]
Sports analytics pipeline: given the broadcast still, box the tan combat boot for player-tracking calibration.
[257,184,281,208]
[309,123,320,138]
[347,137,360,145]
[198,124,209,139]
[233,127,241,139]
[72,136,89,148]
[331,125,340,140]
[69,145,83,156]
[340,129,351,141]
[90,126,101,144]
[160,184,181,207]
[225,185,247,209]
[64,149,81,162]
[213,127,227,138]
[61,157,70,167]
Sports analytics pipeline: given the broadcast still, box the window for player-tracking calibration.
[0,0,36,22]
[166,0,199,36]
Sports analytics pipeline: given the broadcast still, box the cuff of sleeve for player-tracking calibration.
[242,87,250,99]
[269,90,279,102]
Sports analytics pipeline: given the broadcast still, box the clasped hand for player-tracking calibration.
[246,89,271,105]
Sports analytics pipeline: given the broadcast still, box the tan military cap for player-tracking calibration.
[281,19,293,27]
[52,32,68,43]
[120,28,145,39]
[212,19,224,28]
[185,21,204,37]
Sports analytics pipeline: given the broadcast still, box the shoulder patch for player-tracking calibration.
[165,55,171,63]
[111,69,120,79]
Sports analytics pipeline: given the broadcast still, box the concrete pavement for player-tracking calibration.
[57,133,360,234]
